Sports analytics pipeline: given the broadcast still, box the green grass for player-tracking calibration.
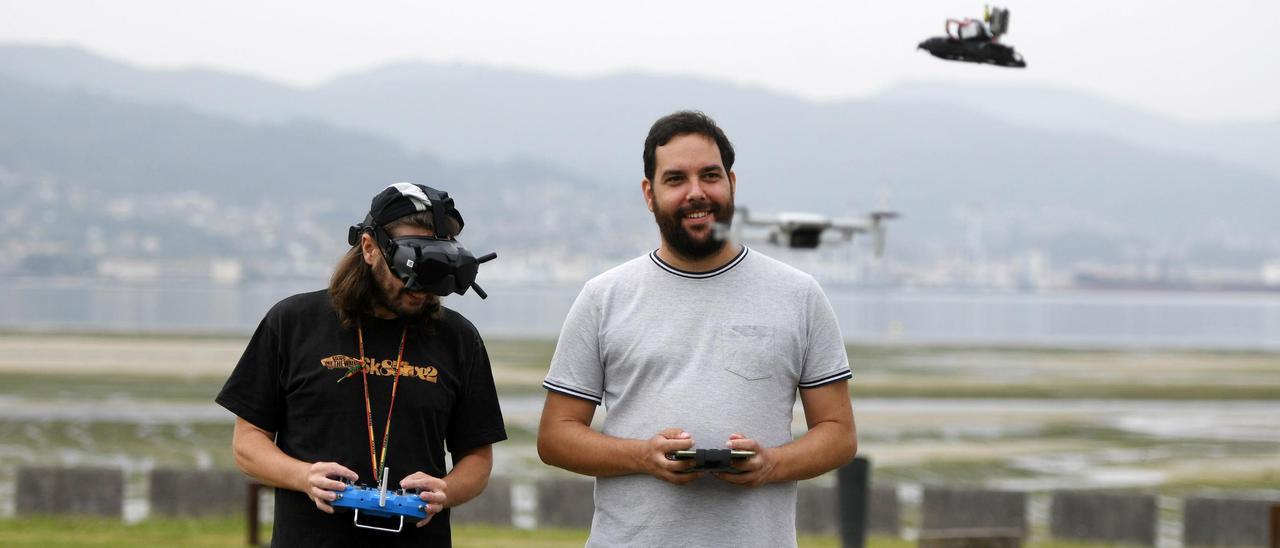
[485,338,558,370]
[12,371,1276,402]
[0,516,249,547]
[1159,467,1280,493]
[877,458,1043,485]
[0,373,226,401]
[0,517,1154,548]
[849,381,1280,400]
[6,335,1278,401]
[503,424,538,444]
[0,518,854,548]
[4,334,1278,499]
[7,369,1274,404]
[0,419,237,469]
[846,343,1280,359]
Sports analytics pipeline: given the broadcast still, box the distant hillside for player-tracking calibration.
[5,44,1275,178]
[0,75,437,203]
[2,44,1278,268]
[880,81,1280,180]
[296,62,1279,246]
[0,44,305,121]
[0,74,643,274]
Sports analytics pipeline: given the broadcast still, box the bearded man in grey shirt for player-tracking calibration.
[537,110,857,548]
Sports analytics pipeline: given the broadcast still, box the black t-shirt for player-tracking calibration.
[216,290,507,547]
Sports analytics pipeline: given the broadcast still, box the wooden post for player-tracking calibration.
[837,456,871,548]
[246,482,263,547]
[1269,503,1280,548]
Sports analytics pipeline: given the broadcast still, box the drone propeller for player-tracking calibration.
[869,211,900,258]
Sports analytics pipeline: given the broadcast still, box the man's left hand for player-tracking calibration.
[713,433,777,488]
[400,472,448,527]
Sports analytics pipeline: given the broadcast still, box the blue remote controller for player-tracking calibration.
[332,483,428,520]
[330,470,428,532]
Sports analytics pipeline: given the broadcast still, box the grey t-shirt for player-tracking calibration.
[543,246,852,548]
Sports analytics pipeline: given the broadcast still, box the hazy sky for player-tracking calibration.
[3,0,1277,123]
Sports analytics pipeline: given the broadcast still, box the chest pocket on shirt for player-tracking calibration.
[720,325,775,381]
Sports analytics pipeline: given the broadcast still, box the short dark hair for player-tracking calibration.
[643,111,735,181]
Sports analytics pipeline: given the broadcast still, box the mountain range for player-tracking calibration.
[1,44,1276,276]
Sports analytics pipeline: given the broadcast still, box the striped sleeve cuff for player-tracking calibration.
[542,379,603,405]
[798,368,852,389]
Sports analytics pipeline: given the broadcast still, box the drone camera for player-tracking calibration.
[788,228,824,249]
[989,7,1010,36]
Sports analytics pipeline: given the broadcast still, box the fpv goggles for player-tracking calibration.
[348,184,496,299]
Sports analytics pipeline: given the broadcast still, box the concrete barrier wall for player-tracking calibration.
[14,464,1280,548]
[796,484,837,534]
[535,477,594,529]
[868,484,900,536]
[1183,496,1277,547]
[450,476,513,526]
[921,487,1027,535]
[148,468,248,517]
[1050,491,1156,546]
[16,467,124,518]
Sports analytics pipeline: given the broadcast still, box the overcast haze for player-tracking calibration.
[2,0,1277,124]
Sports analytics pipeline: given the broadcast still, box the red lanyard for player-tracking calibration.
[354,319,408,484]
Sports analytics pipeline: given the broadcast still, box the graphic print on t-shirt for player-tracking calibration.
[320,354,440,383]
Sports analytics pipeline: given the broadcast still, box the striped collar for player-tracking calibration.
[649,246,749,279]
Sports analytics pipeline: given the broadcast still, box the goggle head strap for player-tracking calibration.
[420,186,458,240]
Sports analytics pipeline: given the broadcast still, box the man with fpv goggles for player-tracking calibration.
[218,182,506,547]
[349,184,496,300]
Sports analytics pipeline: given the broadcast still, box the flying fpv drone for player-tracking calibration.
[918,5,1026,68]
[729,208,900,256]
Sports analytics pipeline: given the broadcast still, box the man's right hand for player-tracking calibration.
[301,461,359,514]
[640,428,702,485]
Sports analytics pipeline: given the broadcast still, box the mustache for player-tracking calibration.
[676,199,721,217]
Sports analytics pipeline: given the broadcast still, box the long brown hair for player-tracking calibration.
[328,211,457,330]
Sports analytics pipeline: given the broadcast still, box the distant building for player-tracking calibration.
[1264,260,1280,286]
[96,257,243,285]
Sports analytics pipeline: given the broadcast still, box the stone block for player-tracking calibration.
[796,483,836,534]
[800,482,899,538]
[16,466,124,518]
[148,468,249,518]
[450,476,513,526]
[921,487,1026,536]
[1183,496,1277,547]
[536,478,595,529]
[869,484,901,536]
[1049,491,1156,545]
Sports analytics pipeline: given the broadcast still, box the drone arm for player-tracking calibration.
[829,217,870,236]
[741,214,783,227]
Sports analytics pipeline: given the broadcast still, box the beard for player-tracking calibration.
[371,261,439,321]
[653,196,735,261]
